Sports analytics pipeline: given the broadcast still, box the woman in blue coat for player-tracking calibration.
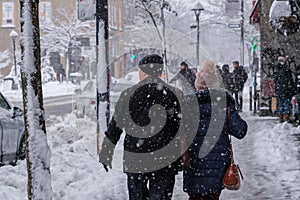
[183,60,248,200]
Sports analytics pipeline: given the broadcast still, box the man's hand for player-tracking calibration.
[99,161,112,172]
[101,162,112,172]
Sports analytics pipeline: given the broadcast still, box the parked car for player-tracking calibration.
[73,71,138,118]
[111,71,138,92]
[0,92,25,166]
[73,80,97,118]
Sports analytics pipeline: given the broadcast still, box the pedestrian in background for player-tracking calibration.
[232,61,248,112]
[274,56,296,123]
[221,64,235,93]
[169,61,196,92]
[183,60,248,200]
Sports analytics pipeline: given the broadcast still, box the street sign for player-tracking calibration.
[228,24,241,28]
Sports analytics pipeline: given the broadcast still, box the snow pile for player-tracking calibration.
[0,161,27,200]
[46,115,82,144]
[254,123,299,170]
[46,114,127,200]
[43,82,81,98]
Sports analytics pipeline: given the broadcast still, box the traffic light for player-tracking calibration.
[131,54,137,59]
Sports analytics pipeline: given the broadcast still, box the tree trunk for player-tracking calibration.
[96,0,110,155]
[66,42,71,82]
[19,0,52,199]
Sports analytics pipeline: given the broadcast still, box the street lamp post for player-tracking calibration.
[240,0,245,67]
[191,2,204,70]
[9,30,18,77]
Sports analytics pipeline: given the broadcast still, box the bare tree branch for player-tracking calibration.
[135,0,163,41]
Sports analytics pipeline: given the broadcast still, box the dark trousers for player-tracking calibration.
[126,172,176,200]
[233,91,243,111]
[188,193,220,200]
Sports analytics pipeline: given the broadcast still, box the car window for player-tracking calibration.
[0,93,11,110]
[83,81,94,92]
[126,74,133,81]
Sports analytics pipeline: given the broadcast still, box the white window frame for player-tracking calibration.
[2,2,15,28]
[119,5,123,30]
[108,3,112,27]
[39,2,52,23]
[113,3,117,29]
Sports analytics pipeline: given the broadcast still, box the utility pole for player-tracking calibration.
[240,0,245,67]
[196,14,200,69]
[191,2,204,71]
[96,0,110,155]
[161,0,169,83]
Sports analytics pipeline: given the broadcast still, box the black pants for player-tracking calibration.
[233,91,243,111]
[126,172,176,200]
[188,193,220,200]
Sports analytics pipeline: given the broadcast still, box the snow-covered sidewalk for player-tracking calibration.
[0,104,300,199]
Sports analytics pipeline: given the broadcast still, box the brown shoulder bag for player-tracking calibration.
[223,106,244,190]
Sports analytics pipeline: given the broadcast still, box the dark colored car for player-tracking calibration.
[0,92,25,165]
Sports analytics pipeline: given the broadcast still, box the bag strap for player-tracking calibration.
[227,105,234,164]
[236,164,244,180]
[227,105,244,180]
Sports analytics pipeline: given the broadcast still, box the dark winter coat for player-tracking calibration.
[221,66,235,93]
[232,66,248,91]
[99,77,183,175]
[183,89,247,195]
[170,67,196,91]
[274,63,296,99]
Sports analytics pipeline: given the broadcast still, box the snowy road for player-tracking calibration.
[1,105,300,199]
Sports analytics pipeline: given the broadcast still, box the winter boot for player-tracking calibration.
[279,114,284,123]
[284,114,289,122]
[284,114,292,123]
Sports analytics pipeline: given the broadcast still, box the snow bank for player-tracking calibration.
[0,81,80,103]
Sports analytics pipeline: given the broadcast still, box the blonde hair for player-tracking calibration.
[195,60,221,90]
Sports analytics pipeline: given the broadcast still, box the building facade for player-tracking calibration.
[0,0,124,79]
[0,0,20,76]
[250,0,300,115]
[108,0,124,78]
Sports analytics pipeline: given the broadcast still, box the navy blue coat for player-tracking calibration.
[274,64,296,99]
[183,89,247,195]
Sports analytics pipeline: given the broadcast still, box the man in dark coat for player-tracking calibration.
[169,61,196,92]
[99,54,184,200]
[274,56,296,122]
[232,61,248,111]
[221,64,234,93]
